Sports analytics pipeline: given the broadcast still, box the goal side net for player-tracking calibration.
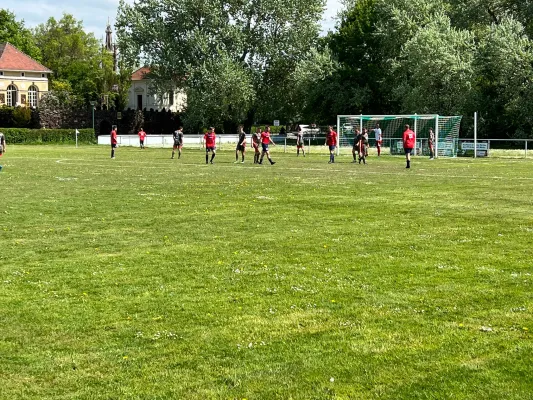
[336,115,462,157]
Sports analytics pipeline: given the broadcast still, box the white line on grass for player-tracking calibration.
[45,158,533,182]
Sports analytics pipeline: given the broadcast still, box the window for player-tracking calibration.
[0,71,3,76]
[21,72,25,77]
[7,84,17,107]
[42,74,45,78]
[169,91,174,106]
[28,85,38,107]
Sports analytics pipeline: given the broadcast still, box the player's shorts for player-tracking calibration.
[376,140,382,146]
[173,143,183,150]
[206,146,216,153]
[297,144,304,148]
[253,144,260,152]
[329,145,336,151]
[140,140,144,145]
[111,143,117,149]
[236,144,245,152]
[262,144,269,152]
[404,148,413,155]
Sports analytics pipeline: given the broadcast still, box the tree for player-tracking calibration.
[33,14,103,103]
[392,13,476,115]
[0,9,41,61]
[116,0,325,131]
[474,17,533,137]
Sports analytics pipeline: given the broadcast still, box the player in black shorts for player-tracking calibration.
[234,125,247,164]
[172,127,184,159]
[352,129,361,163]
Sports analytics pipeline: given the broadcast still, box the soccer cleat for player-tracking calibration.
[0,165,3,171]
[271,161,276,165]
[241,161,245,164]
[233,160,239,164]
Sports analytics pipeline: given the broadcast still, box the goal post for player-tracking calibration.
[336,114,462,158]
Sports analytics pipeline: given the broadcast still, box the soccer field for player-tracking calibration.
[1,146,532,399]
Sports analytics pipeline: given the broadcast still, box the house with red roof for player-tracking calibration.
[0,43,52,108]
[128,66,186,112]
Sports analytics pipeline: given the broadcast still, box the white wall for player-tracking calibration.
[127,80,186,112]
[98,135,239,148]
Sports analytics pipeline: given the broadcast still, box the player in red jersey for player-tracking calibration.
[203,127,217,164]
[325,126,338,164]
[138,127,147,149]
[252,127,261,164]
[402,124,416,169]
[110,125,118,159]
[259,126,276,165]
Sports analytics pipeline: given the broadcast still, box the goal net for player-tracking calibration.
[336,115,462,157]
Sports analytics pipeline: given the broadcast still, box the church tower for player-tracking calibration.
[105,20,118,73]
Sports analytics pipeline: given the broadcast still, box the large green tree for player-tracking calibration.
[0,9,41,61]
[116,0,325,132]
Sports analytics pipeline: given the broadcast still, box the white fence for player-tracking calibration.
[98,135,241,148]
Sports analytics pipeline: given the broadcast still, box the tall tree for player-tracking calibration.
[116,0,325,131]
[33,14,103,102]
[0,9,41,61]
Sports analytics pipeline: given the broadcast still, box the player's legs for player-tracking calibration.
[377,141,381,156]
[111,144,116,159]
[172,145,177,159]
[405,148,412,168]
[178,146,182,159]
[210,149,216,163]
[241,148,245,163]
[205,148,209,164]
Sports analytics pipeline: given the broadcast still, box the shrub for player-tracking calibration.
[0,128,96,144]
[12,107,32,127]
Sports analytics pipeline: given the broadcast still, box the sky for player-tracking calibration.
[6,0,344,41]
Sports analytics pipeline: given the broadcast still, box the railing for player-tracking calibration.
[97,135,533,158]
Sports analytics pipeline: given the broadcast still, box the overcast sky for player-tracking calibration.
[7,0,343,41]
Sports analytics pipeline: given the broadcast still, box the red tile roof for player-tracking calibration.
[131,67,151,80]
[0,43,52,73]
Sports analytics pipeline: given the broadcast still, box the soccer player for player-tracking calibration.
[234,125,247,163]
[138,127,147,149]
[259,126,276,165]
[203,127,217,164]
[352,128,361,163]
[359,129,368,165]
[403,124,416,169]
[362,128,369,157]
[373,123,382,156]
[172,126,184,159]
[0,131,6,171]
[252,128,261,164]
[428,128,435,159]
[110,125,118,159]
[325,126,338,164]
[296,125,305,157]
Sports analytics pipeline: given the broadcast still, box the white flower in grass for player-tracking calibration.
[330,377,335,383]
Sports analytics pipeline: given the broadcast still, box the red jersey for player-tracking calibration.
[403,129,416,149]
[204,132,216,147]
[326,130,337,146]
[138,130,146,140]
[111,130,117,145]
[261,131,271,145]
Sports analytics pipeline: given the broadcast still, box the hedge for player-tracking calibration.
[0,128,96,144]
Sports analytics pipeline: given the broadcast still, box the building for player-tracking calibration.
[0,43,51,108]
[127,67,186,112]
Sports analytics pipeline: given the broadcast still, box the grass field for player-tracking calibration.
[1,145,532,399]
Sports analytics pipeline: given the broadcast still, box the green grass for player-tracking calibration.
[1,146,532,399]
